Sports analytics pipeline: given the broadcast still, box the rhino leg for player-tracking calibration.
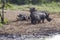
[42,19,45,23]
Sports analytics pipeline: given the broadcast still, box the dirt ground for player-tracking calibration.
[0,10,60,35]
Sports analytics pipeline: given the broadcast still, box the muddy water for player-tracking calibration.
[0,33,60,40]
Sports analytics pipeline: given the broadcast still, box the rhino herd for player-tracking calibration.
[17,7,52,24]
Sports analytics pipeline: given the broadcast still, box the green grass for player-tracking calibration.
[4,18,8,24]
[0,2,60,12]
[0,17,8,27]
[0,22,3,27]
[4,2,60,12]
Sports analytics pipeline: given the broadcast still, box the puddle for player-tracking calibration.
[0,33,60,40]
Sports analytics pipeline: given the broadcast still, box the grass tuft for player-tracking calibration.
[0,17,8,27]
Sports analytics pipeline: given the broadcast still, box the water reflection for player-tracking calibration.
[0,33,60,40]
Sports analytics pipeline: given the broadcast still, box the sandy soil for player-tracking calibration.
[0,10,60,35]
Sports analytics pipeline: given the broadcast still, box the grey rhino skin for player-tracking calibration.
[30,8,52,24]
[17,14,30,21]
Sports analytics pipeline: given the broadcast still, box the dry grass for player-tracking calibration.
[0,10,60,35]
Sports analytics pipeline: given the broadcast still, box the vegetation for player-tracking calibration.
[0,17,8,26]
[3,2,60,12]
[7,0,60,5]
[0,0,60,12]
[0,22,2,27]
